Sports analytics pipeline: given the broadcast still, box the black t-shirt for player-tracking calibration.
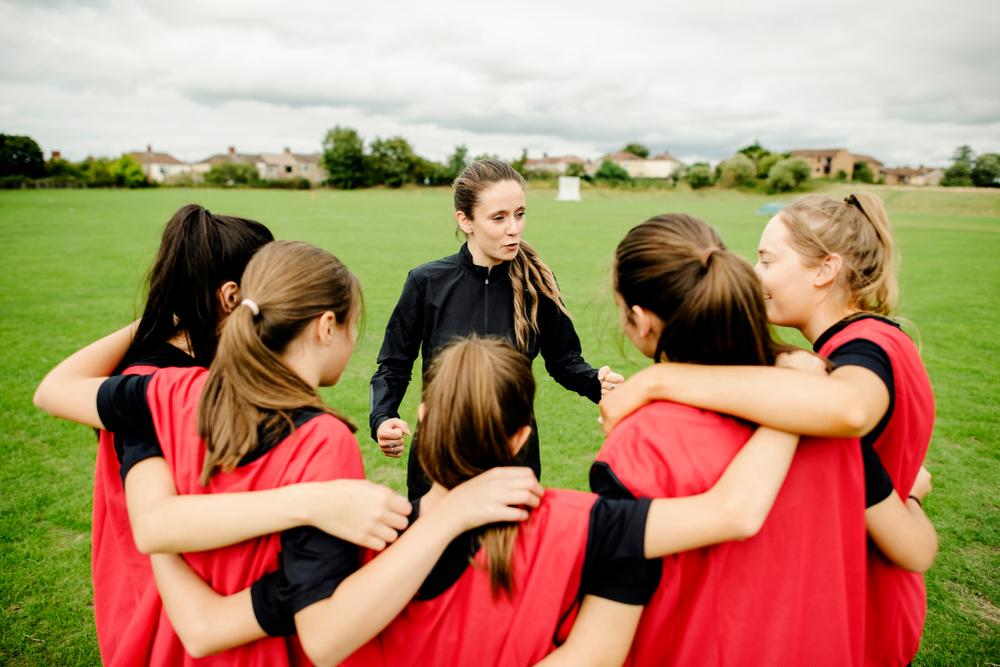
[96,371,351,638]
[814,315,898,507]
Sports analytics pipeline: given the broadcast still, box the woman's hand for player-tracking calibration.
[305,480,412,551]
[599,366,658,435]
[598,365,626,400]
[775,349,829,375]
[910,465,932,502]
[428,467,543,534]
[376,418,411,459]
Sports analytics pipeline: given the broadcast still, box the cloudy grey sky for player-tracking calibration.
[2,0,998,166]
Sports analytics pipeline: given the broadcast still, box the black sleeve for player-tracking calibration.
[537,291,601,404]
[116,433,164,483]
[589,461,636,500]
[250,570,296,637]
[370,270,425,441]
[96,374,155,438]
[276,526,360,615]
[828,339,893,397]
[582,498,661,605]
[863,442,894,508]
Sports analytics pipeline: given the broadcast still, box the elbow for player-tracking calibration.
[299,636,342,667]
[32,380,53,415]
[176,616,221,659]
[130,517,162,555]
[906,536,939,574]
[839,404,871,437]
[724,493,768,541]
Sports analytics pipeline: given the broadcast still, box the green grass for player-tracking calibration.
[1,185,997,665]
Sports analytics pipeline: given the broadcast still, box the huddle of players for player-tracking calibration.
[35,159,936,666]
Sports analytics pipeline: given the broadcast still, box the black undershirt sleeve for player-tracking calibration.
[862,440,895,508]
[250,570,296,636]
[582,497,661,605]
[275,526,360,616]
[96,374,155,437]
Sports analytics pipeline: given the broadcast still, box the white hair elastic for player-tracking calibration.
[241,298,260,316]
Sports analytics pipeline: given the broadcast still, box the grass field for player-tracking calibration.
[1,185,997,665]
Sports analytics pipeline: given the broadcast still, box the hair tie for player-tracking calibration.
[241,298,260,317]
[700,246,721,268]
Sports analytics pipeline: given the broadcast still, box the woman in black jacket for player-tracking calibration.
[370,159,623,498]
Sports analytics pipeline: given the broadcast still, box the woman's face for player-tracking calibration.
[755,215,819,330]
[319,310,359,387]
[458,180,526,268]
[616,294,661,359]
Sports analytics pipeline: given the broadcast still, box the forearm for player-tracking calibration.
[369,369,410,440]
[535,595,641,667]
[33,322,137,427]
[866,496,938,573]
[644,427,799,557]
[296,516,457,667]
[150,554,265,658]
[131,484,314,554]
[641,363,869,437]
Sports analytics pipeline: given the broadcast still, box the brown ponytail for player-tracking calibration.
[453,159,569,351]
[779,192,898,315]
[197,241,361,485]
[614,214,792,366]
[418,336,535,596]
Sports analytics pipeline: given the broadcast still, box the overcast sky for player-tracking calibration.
[2,0,998,166]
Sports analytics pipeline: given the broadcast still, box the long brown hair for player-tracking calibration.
[197,241,361,485]
[614,214,793,366]
[126,204,273,367]
[453,159,569,351]
[418,336,535,595]
[779,192,898,315]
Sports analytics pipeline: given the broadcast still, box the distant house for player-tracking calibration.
[193,146,266,180]
[788,148,884,180]
[261,148,326,184]
[127,145,190,183]
[883,166,944,187]
[523,155,588,175]
[599,151,682,179]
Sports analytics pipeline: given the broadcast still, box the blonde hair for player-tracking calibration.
[197,241,361,485]
[453,159,570,351]
[779,193,898,315]
[418,336,535,596]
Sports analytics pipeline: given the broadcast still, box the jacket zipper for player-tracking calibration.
[484,275,489,331]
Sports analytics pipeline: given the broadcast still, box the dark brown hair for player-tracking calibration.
[418,336,535,595]
[197,241,361,484]
[453,159,569,351]
[779,193,898,315]
[125,204,273,368]
[614,214,792,366]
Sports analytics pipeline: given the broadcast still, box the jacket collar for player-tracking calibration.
[458,242,510,281]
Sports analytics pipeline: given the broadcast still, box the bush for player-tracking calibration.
[717,154,757,188]
[834,169,849,182]
[203,162,261,187]
[971,153,1000,188]
[766,158,811,193]
[594,160,631,183]
[566,162,587,178]
[853,161,875,184]
[261,177,311,190]
[685,163,714,189]
[756,153,783,179]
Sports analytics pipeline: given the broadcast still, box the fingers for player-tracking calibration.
[598,365,610,381]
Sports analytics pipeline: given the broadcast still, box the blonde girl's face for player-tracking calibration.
[755,215,821,330]
[457,180,526,268]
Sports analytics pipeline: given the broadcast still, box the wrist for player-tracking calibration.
[292,484,321,527]
[907,494,923,508]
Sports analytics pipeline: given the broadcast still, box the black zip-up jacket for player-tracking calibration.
[370,244,601,493]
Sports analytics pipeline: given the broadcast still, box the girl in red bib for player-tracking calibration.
[37,241,541,666]
[602,196,937,666]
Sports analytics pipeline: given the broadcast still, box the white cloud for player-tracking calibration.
[2,0,998,166]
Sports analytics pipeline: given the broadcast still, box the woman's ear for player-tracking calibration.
[630,304,662,339]
[813,254,843,289]
[217,281,240,314]
[509,425,532,455]
[455,210,473,235]
[317,311,338,344]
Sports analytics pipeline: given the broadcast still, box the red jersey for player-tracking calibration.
[365,489,597,666]
[91,343,198,667]
[818,316,935,667]
[594,401,867,667]
[136,366,365,666]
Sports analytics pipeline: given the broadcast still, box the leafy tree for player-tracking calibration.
[111,155,148,187]
[566,162,587,178]
[444,144,469,182]
[80,157,115,187]
[757,153,783,179]
[766,158,811,193]
[511,148,528,173]
[717,154,757,188]
[0,134,45,178]
[594,159,631,182]
[853,161,875,184]
[45,156,83,179]
[685,163,714,189]
[368,136,420,187]
[942,145,975,186]
[203,162,260,187]
[321,126,367,189]
[738,141,770,164]
[971,152,1000,188]
[622,143,650,159]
